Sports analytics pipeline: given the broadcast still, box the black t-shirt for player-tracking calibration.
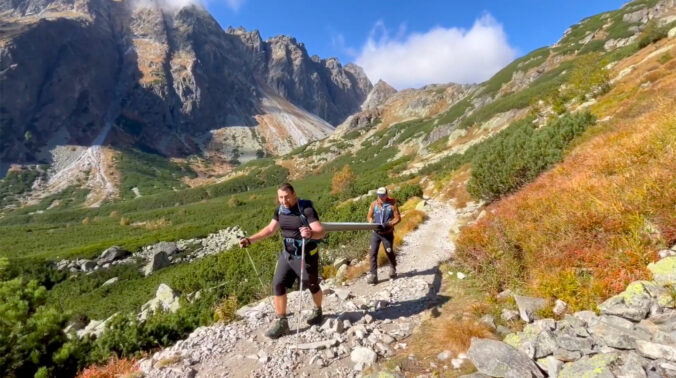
[273,200,320,240]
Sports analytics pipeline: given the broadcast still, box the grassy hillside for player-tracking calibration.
[456,38,676,310]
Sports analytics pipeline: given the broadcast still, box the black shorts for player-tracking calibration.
[272,250,321,296]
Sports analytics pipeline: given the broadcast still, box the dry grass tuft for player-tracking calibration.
[77,356,139,378]
[131,217,172,230]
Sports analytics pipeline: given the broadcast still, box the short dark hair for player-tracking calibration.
[278,183,295,193]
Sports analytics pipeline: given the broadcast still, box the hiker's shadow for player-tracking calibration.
[340,264,450,323]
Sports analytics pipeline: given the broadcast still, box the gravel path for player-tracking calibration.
[141,200,458,377]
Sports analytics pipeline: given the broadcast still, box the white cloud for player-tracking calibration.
[132,0,244,12]
[222,0,245,12]
[355,13,517,90]
[329,31,358,58]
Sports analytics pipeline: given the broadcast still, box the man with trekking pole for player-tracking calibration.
[238,183,325,339]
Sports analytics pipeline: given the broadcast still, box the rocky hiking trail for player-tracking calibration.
[141,200,458,377]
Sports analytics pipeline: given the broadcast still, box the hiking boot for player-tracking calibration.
[306,307,323,326]
[389,266,397,280]
[366,273,377,285]
[265,317,289,339]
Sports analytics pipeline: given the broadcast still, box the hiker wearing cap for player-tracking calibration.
[366,187,401,285]
[238,183,325,339]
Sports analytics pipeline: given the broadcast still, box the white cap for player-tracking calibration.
[376,187,387,195]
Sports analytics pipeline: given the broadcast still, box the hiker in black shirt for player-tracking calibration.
[239,183,325,339]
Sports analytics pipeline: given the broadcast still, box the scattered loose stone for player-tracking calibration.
[351,347,377,365]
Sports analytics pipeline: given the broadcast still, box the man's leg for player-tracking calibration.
[306,253,324,325]
[369,232,381,282]
[274,294,287,316]
[382,233,397,278]
[267,253,292,339]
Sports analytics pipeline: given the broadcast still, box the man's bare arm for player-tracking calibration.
[245,219,280,244]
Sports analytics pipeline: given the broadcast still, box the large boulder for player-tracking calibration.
[351,347,377,365]
[149,242,179,257]
[97,246,130,265]
[467,338,545,377]
[138,284,181,321]
[143,251,170,277]
[598,281,653,321]
[76,312,119,338]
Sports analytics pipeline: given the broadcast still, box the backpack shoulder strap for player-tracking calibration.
[297,199,309,227]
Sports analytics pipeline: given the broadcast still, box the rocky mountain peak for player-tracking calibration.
[361,79,397,111]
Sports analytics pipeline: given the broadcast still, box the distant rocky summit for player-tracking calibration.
[0,0,372,165]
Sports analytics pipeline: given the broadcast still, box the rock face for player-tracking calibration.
[144,251,170,277]
[361,80,397,111]
[0,0,372,166]
[97,246,130,265]
[467,338,544,377]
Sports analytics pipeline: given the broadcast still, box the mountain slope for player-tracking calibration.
[0,0,371,159]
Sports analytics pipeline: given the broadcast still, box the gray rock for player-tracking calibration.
[501,309,520,322]
[558,352,620,378]
[76,312,119,338]
[636,339,676,361]
[101,277,118,287]
[574,311,600,326]
[334,288,352,300]
[534,331,558,358]
[320,318,345,334]
[649,257,676,285]
[293,339,339,350]
[80,260,96,272]
[467,338,544,378]
[480,314,496,330]
[333,257,349,269]
[97,246,130,265]
[599,315,635,329]
[380,334,395,345]
[351,346,377,365]
[497,325,512,336]
[556,333,594,352]
[553,348,583,362]
[437,350,453,361]
[151,241,179,257]
[514,295,547,323]
[553,299,568,316]
[537,356,563,377]
[589,321,641,350]
[336,264,348,280]
[599,282,653,321]
[144,251,170,277]
[139,284,181,321]
[612,351,648,378]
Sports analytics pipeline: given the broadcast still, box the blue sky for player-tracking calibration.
[201,0,627,89]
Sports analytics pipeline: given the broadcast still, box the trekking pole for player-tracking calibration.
[244,246,274,312]
[296,238,306,346]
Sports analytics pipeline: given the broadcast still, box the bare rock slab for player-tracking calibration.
[468,338,544,377]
